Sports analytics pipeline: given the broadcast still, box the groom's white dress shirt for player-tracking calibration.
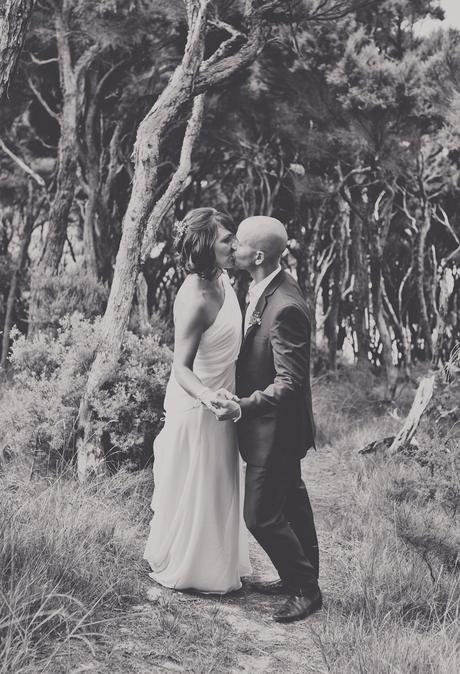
[244,265,282,334]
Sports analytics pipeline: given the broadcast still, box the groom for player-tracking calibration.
[216,216,321,623]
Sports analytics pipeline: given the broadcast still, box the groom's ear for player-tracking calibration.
[255,250,264,266]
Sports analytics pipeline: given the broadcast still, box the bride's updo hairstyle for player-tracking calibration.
[175,207,235,281]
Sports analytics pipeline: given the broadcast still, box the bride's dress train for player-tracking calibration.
[143,273,251,593]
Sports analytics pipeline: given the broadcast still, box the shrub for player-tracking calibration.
[29,268,109,331]
[0,314,172,471]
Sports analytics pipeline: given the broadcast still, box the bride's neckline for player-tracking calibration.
[202,274,227,335]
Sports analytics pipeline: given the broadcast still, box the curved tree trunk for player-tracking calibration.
[76,2,210,481]
[0,0,34,100]
[76,0,270,480]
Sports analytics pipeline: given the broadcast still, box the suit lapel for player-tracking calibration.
[241,270,285,350]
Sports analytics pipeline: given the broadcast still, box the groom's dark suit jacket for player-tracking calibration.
[236,270,315,467]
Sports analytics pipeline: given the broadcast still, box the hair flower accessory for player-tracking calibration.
[248,311,262,329]
[174,218,188,242]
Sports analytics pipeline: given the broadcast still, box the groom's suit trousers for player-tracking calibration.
[244,457,319,590]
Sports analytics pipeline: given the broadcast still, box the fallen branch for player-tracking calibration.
[389,375,435,454]
[359,375,435,455]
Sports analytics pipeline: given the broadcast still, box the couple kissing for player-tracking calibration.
[143,208,320,624]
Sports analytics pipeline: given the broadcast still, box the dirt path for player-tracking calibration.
[67,445,350,674]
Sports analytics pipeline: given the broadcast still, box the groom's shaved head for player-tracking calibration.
[238,216,287,263]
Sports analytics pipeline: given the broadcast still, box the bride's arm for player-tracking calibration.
[172,295,220,409]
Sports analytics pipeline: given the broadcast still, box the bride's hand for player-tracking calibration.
[214,388,240,403]
[197,387,224,411]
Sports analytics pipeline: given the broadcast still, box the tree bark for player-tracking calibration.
[415,204,434,360]
[29,5,99,330]
[368,189,399,399]
[349,207,369,363]
[96,123,122,283]
[325,195,348,370]
[81,71,100,281]
[37,8,98,273]
[0,0,34,100]
[76,1,210,481]
[0,182,34,372]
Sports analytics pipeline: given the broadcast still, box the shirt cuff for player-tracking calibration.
[232,405,242,423]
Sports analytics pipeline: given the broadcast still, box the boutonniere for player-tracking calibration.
[248,311,262,329]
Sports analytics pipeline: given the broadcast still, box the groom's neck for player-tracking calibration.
[251,261,280,284]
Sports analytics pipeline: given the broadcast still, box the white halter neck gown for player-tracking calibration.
[143,273,251,593]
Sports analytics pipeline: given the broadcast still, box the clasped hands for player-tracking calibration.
[198,388,241,421]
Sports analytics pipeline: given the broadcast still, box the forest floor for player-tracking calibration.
[61,441,355,673]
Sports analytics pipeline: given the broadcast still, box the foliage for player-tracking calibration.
[30,267,109,330]
[0,314,172,470]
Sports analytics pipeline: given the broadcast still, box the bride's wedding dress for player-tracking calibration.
[143,273,251,593]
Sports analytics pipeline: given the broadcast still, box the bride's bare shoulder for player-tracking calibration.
[174,275,209,313]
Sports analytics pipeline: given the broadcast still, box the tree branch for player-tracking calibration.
[0,138,46,186]
[28,76,60,121]
[141,94,205,262]
[30,53,58,65]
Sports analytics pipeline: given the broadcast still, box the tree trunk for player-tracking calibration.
[29,7,99,329]
[76,1,209,481]
[432,265,455,366]
[0,0,34,100]
[382,275,411,380]
[349,208,369,363]
[96,124,122,283]
[370,255,398,399]
[369,187,398,398]
[76,1,269,480]
[325,196,348,370]
[0,182,34,372]
[301,203,327,354]
[415,204,433,359]
[83,185,99,280]
[37,8,78,272]
[81,71,100,281]
[136,273,150,334]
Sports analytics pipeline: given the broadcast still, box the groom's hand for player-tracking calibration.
[214,398,241,422]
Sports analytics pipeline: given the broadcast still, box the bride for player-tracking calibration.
[143,207,251,594]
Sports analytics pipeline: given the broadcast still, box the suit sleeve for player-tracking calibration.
[239,304,311,421]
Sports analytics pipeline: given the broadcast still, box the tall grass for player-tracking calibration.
[310,367,460,673]
[1,364,458,672]
[0,466,152,673]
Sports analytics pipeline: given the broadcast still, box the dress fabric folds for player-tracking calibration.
[143,273,251,593]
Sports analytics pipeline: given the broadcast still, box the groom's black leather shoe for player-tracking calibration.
[273,586,322,623]
[250,579,291,595]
